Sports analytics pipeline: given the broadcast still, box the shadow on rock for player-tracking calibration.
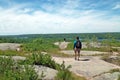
[78,58,90,61]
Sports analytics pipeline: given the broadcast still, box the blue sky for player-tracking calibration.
[0,0,120,35]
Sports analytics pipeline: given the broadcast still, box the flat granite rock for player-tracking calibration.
[92,72,120,80]
[0,43,21,50]
[34,65,58,80]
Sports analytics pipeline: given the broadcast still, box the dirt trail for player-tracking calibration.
[53,56,120,80]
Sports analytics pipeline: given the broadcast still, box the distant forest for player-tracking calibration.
[0,32,120,43]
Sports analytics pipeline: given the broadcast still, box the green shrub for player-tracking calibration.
[66,42,73,50]
[22,38,59,53]
[5,65,38,80]
[26,53,60,69]
[0,57,15,74]
[0,57,38,80]
[118,75,120,80]
[55,61,74,80]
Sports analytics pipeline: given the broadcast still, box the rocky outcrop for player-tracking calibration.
[0,43,21,51]
[34,65,57,80]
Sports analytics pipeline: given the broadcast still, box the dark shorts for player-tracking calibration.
[74,48,80,53]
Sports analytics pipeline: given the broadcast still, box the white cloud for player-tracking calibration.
[112,3,120,9]
[0,5,120,35]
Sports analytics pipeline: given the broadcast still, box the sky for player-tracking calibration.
[0,0,120,35]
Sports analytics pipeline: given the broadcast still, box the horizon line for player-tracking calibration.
[0,32,120,36]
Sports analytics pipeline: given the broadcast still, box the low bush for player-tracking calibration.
[55,61,86,80]
[0,57,38,80]
[55,61,73,80]
[25,53,60,69]
[22,38,59,53]
[0,57,15,74]
[118,75,120,80]
[66,42,73,50]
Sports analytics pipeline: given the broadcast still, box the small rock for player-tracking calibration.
[12,56,26,61]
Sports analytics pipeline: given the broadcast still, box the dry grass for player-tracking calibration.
[72,72,87,80]
[101,54,120,66]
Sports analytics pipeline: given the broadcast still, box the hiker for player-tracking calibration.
[64,38,66,42]
[73,36,82,60]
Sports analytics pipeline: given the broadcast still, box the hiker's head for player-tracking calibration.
[76,36,79,40]
[64,38,66,41]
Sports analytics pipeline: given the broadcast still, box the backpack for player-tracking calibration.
[76,40,81,48]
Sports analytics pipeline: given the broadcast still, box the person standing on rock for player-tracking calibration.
[64,38,66,42]
[73,36,82,60]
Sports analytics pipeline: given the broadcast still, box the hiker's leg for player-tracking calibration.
[74,48,77,60]
[78,49,80,60]
[76,48,79,60]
